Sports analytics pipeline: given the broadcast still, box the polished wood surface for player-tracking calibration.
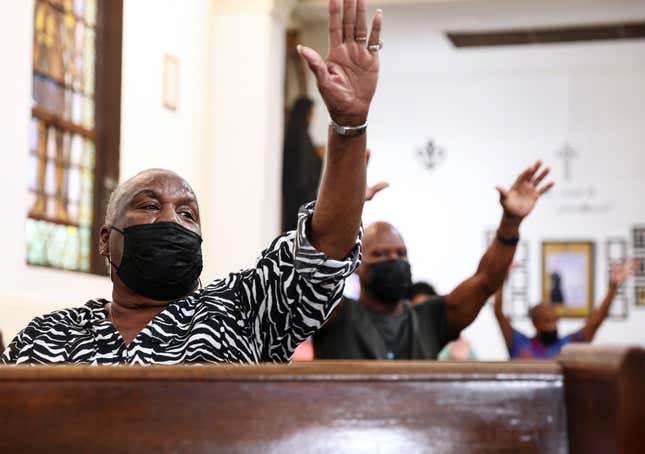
[0,361,566,453]
[560,345,645,454]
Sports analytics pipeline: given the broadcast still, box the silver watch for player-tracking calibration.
[330,119,368,137]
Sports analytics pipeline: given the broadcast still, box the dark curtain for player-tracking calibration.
[282,98,322,232]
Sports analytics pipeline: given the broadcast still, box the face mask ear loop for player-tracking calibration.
[106,226,124,279]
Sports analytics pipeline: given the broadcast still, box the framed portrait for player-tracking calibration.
[542,241,595,318]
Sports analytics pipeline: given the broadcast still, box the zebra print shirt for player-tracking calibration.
[2,204,362,365]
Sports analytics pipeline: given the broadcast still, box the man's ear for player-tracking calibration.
[99,225,110,257]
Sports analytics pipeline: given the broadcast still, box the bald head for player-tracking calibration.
[104,169,196,227]
[357,221,408,276]
[529,303,558,333]
[363,222,405,252]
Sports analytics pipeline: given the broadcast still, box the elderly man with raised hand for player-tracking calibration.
[2,0,382,365]
[314,161,555,360]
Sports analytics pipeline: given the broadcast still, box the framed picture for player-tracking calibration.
[162,54,180,110]
[542,241,595,318]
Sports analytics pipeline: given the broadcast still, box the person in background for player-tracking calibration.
[437,335,477,361]
[494,259,635,359]
[410,281,437,306]
[314,161,555,360]
[282,97,322,232]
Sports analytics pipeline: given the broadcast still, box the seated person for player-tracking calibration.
[2,0,382,365]
[314,161,554,360]
[437,335,477,361]
[494,259,635,359]
[410,281,437,306]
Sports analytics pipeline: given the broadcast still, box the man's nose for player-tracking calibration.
[386,251,399,261]
[156,205,179,223]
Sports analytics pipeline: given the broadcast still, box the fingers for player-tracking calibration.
[368,9,383,48]
[355,0,368,42]
[518,160,542,183]
[533,166,550,186]
[372,182,389,193]
[342,0,355,42]
[538,181,555,195]
[365,182,389,201]
[328,0,342,48]
[297,45,328,84]
[495,185,508,200]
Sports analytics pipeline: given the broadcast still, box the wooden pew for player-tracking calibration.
[559,345,645,454]
[0,346,641,453]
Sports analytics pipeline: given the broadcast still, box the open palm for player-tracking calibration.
[298,0,381,125]
[611,259,636,285]
[496,161,554,219]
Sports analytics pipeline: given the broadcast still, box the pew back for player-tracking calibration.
[0,362,566,454]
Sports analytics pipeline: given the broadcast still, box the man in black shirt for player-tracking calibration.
[314,161,555,360]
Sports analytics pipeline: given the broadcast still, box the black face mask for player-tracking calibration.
[110,222,203,301]
[364,259,412,304]
[538,330,559,346]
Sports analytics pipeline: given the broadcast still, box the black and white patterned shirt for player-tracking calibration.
[2,205,361,365]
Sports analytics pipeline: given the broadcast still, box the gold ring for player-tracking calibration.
[355,34,368,43]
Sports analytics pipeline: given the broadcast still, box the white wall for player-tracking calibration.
[300,1,645,359]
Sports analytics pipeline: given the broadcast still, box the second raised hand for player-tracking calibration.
[297,0,382,126]
[496,160,555,220]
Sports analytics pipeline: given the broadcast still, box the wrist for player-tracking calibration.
[330,112,368,127]
[498,214,522,236]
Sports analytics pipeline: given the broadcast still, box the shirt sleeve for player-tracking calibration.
[237,202,362,363]
[509,329,530,359]
[563,329,585,344]
[1,320,40,365]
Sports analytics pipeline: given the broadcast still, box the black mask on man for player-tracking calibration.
[109,222,203,301]
[538,330,559,346]
[364,259,412,304]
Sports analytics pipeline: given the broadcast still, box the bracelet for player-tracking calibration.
[330,119,368,137]
[497,233,520,246]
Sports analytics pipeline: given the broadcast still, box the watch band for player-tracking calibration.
[497,233,520,246]
[330,119,368,137]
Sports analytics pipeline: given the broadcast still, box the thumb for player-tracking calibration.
[495,185,508,201]
[366,148,372,166]
[297,45,327,84]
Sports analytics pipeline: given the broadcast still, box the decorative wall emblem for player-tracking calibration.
[556,143,578,182]
[416,139,446,171]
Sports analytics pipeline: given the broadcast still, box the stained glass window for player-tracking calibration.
[27,0,100,272]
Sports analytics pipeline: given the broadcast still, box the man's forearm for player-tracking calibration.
[309,128,366,260]
[476,214,522,294]
[586,283,618,331]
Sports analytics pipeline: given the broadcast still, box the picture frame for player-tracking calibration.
[162,54,180,111]
[542,241,595,318]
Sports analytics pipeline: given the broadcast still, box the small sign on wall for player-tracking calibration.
[163,54,180,111]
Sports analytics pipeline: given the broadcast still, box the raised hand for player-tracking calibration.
[496,161,554,219]
[610,259,636,285]
[364,149,389,201]
[297,0,382,126]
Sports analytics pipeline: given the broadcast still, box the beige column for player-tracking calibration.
[201,0,296,279]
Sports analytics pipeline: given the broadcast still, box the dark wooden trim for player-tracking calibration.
[31,106,95,140]
[0,360,562,382]
[91,0,123,275]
